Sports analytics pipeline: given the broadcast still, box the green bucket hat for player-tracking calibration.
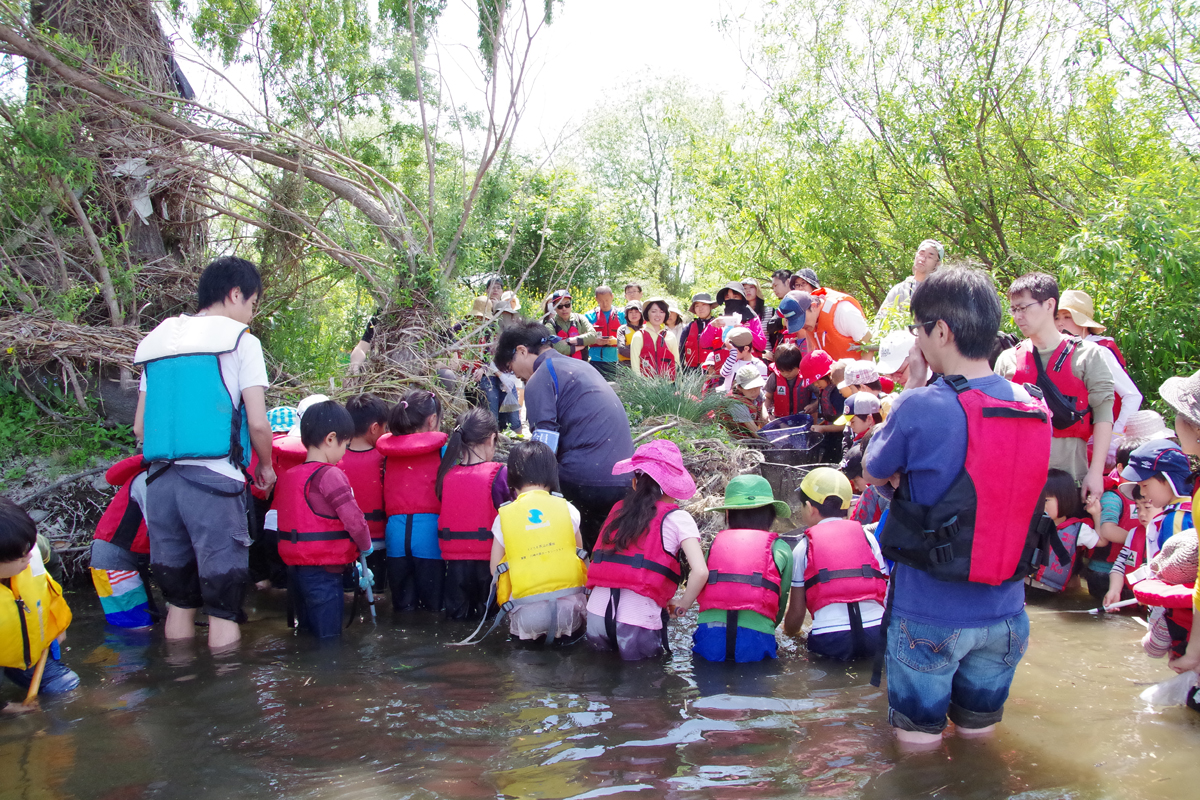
[711,474,791,519]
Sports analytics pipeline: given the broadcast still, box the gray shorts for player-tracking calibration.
[145,464,251,622]
[586,612,665,660]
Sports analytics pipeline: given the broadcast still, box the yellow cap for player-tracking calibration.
[797,467,853,510]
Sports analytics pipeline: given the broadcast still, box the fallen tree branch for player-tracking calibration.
[15,465,110,507]
[633,421,678,444]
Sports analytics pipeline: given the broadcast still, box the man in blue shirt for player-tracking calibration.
[586,285,624,381]
[865,266,1044,748]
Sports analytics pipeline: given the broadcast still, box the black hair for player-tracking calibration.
[299,400,354,448]
[345,393,390,437]
[642,299,670,320]
[436,407,499,498]
[797,488,848,518]
[772,269,793,284]
[864,379,883,392]
[484,277,503,293]
[625,307,643,325]
[197,256,263,310]
[0,497,38,563]
[854,412,885,425]
[841,442,865,480]
[493,320,555,372]
[600,472,662,551]
[773,343,803,372]
[1043,468,1085,519]
[388,389,442,436]
[1007,271,1059,312]
[727,505,776,531]
[624,283,642,292]
[507,440,560,494]
[909,266,1002,361]
[1115,445,1135,468]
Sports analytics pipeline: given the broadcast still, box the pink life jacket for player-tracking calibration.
[337,447,386,540]
[879,375,1053,585]
[1011,338,1093,441]
[1133,577,1195,657]
[94,455,151,555]
[377,431,448,517]
[275,462,358,566]
[437,462,503,560]
[802,520,887,612]
[588,499,684,606]
[697,528,782,618]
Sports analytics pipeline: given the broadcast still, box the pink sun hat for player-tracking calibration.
[612,439,697,500]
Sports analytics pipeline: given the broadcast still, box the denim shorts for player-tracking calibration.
[885,610,1030,734]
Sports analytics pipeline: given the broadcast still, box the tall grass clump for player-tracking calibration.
[614,369,735,427]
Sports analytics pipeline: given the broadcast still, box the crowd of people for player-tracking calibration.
[4,247,1199,749]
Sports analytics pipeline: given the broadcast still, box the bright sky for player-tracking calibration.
[433,0,765,152]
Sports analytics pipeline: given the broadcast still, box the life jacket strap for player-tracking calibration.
[725,609,738,662]
[286,529,353,544]
[591,550,682,584]
[438,527,492,541]
[803,565,886,589]
[363,510,387,522]
[709,569,781,594]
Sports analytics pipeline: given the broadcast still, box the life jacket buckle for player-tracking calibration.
[930,542,955,565]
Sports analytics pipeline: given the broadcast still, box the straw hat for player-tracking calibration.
[1058,290,1105,332]
[1160,369,1200,429]
[612,439,697,500]
[495,290,522,314]
[470,296,493,318]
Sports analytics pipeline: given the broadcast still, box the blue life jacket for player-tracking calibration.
[134,315,252,467]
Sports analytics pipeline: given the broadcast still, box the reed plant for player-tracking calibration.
[614,368,735,427]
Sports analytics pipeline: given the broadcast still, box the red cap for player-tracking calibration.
[799,350,834,387]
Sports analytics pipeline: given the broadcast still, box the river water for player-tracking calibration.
[2,586,1198,800]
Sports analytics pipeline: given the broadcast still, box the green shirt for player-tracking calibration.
[697,537,794,634]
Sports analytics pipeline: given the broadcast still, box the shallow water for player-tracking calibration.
[3,587,1198,800]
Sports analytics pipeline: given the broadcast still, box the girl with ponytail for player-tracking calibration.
[435,408,511,619]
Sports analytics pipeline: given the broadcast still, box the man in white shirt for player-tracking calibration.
[873,239,943,337]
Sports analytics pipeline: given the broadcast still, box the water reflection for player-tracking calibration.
[0,589,1196,800]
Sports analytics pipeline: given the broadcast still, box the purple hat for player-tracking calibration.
[1118,439,1193,499]
[612,439,697,500]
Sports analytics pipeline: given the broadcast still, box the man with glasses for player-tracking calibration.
[993,272,1115,503]
[543,290,597,361]
[864,266,1051,747]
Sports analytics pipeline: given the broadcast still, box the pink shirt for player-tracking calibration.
[587,509,700,630]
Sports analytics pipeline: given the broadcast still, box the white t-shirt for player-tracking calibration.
[824,293,870,342]
[1083,334,1142,435]
[140,320,269,482]
[791,519,889,636]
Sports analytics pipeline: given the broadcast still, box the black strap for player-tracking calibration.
[286,529,354,544]
[708,569,782,594]
[660,607,672,657]
[870,581,894,687]
[803,565,887,589]
[848,601,866,656]
[1031,344,1090,430]
[604,588,621,652]
[145,461,174,486]
[404,514,415,570]
[725,610,738,661]
[438,527,492,541]
[944,374,970,393]
[982,407,1048,422]
[591,550,682,584]
[1046,522,1074,566]
[363,509,387,522]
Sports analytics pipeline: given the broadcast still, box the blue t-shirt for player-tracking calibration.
[865,374,1026,627]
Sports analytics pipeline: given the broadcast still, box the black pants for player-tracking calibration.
[443,560,494,620]
[387,556,445,612]
[560,481,629,553]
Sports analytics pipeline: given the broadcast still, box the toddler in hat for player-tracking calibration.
[719,326,769,394]
[586,440,709,660]
[725,364,768,437]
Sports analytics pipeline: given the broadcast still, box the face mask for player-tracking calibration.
[724,298,749,320]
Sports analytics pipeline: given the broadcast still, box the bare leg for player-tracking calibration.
[955,724,996,738]
[207,617,241,651]
[894,728,943,750]
[164,605,197,640]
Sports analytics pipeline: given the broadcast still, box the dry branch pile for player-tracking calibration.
[0,311,141,366]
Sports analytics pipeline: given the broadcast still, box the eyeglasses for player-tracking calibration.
[1009,300,1042,317]
[906,320,937,336]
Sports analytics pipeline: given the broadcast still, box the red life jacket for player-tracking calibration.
[337,446,386,540]
[1132,578,1195,656]
[588,499,684,606]
[272,435,308,479]
[1032,517,1087,592]
[638,328,676,379]
[770,367,809,419]
[437,462,503,560]
[94,455,151,555]
[879,376,1053,585]
[550,316,584,360]
[1086,478,1137,567]
[802,520,887,612]
[1011,338,1093,440]
[377,431,448,516]
[592,308,622,338]
[683,318,722,368]
[1090,335,1127,369]
[697,528,782,618]
[275,463,358,566]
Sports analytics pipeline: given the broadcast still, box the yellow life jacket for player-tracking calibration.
[1,555,73,670]
[496,490,587,605]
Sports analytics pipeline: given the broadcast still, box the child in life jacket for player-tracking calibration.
[586,439,709,660]
[1103,486,1158,608]
[1117,439,1193,563]
[692,474,794,662]
[489,441,588,643]
[835,392,883,459]
[844,434,894,527]
[1,498,79,705]
[89,455,157,628]
[1084,443,1144,604]
[616,301,643,368]
[1136,527,1198,659]
[783,467,889,661]
[378,389,448,612]
[1026,469,1103,594]
[339,393,390,590]
[719,327,769,394]
[722,364,767,438]
[437,408,512,620]
[763,343,811,423]
[251,405,298,591]
[275,401,372,638]
[700,352,723,396]
[801,350,845,464]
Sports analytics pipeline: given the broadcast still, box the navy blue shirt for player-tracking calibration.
[865,375,1027,627]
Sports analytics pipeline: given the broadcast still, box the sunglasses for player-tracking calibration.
[556,302,572,309]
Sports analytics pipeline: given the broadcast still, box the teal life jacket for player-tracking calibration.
[134,315,252,467]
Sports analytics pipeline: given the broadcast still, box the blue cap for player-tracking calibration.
[267,406,298,434]
[1118,439,1193,499]
[778,291,813,334]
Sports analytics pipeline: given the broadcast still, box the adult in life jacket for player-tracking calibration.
[132,256,275,652]
[995,272,1115,502]
[436,408,511,620]
[586,285,625,381]
[797,277,870,361]
[1055,290,1141,452]
[699,282,768,357]
[1,498,80,699]
[1158,367,1200,680]
[543,290,598,360]
[1026,469,1104,594]
[89,455,158,628]
[487,441,588,643]
[378,389,449,612]
[693,475,794,663]
[680,292,722,371]
[631,299,679,379]
[782,468,888,662]
[586,440,709,660]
